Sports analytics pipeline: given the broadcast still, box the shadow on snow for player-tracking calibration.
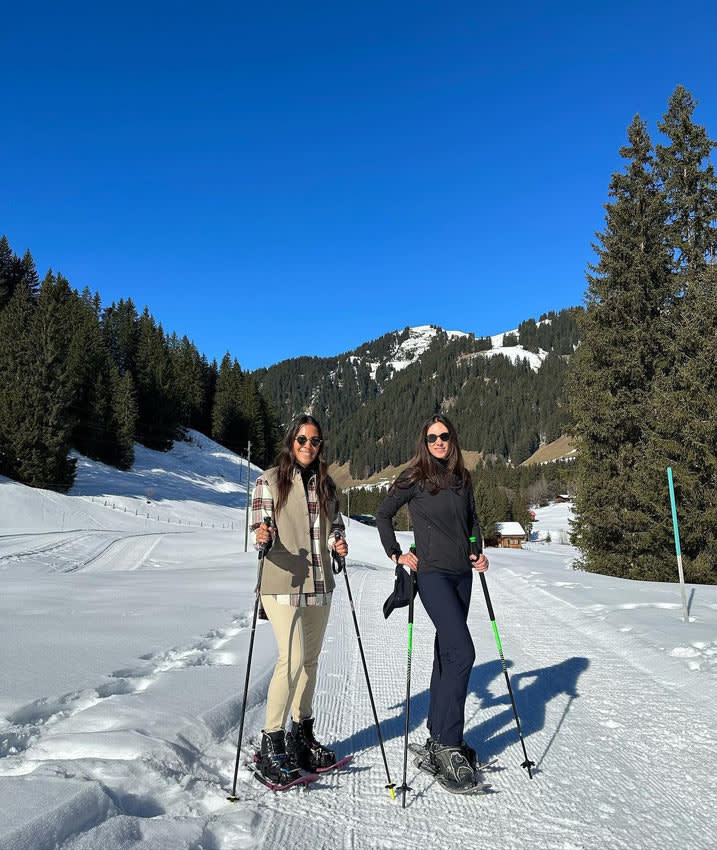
[331,655,590,769]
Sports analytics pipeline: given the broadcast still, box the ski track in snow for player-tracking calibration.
[0,529,193,573]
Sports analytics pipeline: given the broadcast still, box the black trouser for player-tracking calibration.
[417,569,475,747]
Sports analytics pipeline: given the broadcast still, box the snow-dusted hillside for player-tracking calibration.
[1,439,715,850]
[360,324,469,379]
[360,322,550,377]
[481,327,548,371]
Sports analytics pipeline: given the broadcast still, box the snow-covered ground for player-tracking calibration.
[1,434,716,850]
[529,501,575,544]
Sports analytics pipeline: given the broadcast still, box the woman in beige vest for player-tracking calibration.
[250,415,347,786]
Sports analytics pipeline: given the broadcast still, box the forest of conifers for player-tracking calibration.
[0,240,280,489]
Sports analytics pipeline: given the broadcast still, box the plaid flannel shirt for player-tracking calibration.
[250,471,344,607]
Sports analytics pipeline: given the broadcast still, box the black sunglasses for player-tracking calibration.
[295,435,322,447]
[426,432,450,444]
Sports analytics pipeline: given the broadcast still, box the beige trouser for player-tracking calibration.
[261,595,332,732]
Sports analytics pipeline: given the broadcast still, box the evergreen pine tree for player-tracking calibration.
[473,476,509,544]
[169,334,206,429]
[109,368,138,469]
[656,85,717,280]
[644,257,717,584]
[134,310,181,450]
[0,238,32,312]
[212,354,249,454]
[257,393,281,467]
[568,115,675,579]
[20,249,40,298]
[0,236,17,310]
[66,289,115,461]
[622,88,717,584]
[102,298,139,375]
[197,356,218,436]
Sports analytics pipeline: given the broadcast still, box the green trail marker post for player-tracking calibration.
[666,467,689,624]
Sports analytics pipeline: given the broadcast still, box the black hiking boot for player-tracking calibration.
[460,739,478,771]
[255,730,302,786]
[433,744,477,790]
[412,737,476,766]
[286,717,336,771]
[415,735,438,757]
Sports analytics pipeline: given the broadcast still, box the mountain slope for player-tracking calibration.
[255,309,580,475]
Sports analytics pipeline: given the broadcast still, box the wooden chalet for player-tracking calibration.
[495,521,527,549]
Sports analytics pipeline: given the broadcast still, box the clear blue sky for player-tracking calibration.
[3,1,716,370]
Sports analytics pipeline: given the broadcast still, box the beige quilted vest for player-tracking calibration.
[259,466,336,595]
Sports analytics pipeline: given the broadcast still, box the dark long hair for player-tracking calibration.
[396,413,471,495]
[274,415,335,517]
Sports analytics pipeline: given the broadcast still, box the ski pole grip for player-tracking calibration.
[472,536,495,617]
[409,545,417,590]
[259,516,273,556]
[332,530,346,574]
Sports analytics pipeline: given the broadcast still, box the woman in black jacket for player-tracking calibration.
[376,414,489,792]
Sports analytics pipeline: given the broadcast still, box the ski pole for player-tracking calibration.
[333,533,396,800]
[471,536,535,779]
[227,517,272,802]
[399,545,418,808]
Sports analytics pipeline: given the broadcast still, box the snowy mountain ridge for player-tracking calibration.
[349,320,554,382]
[349,323,470,380]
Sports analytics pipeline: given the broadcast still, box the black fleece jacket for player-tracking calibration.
[376,467,482,574]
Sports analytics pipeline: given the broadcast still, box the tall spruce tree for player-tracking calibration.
[0,236,26,311]
[67,289,113,461]
[102,298,139,376]
[473,478,509,544]
[568,115,675,579]
[169,334,206,429]
[212,354,249,455]
[656,85,717,280]
[20,250,40,298]
[0,236,16,310]
[109,368,138,469]
[256,392,281,467]
[646,87,717,584]
[647,264,717,583]
[134,309,181,450]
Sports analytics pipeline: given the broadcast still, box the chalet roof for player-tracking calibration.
[495,522,526,537]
